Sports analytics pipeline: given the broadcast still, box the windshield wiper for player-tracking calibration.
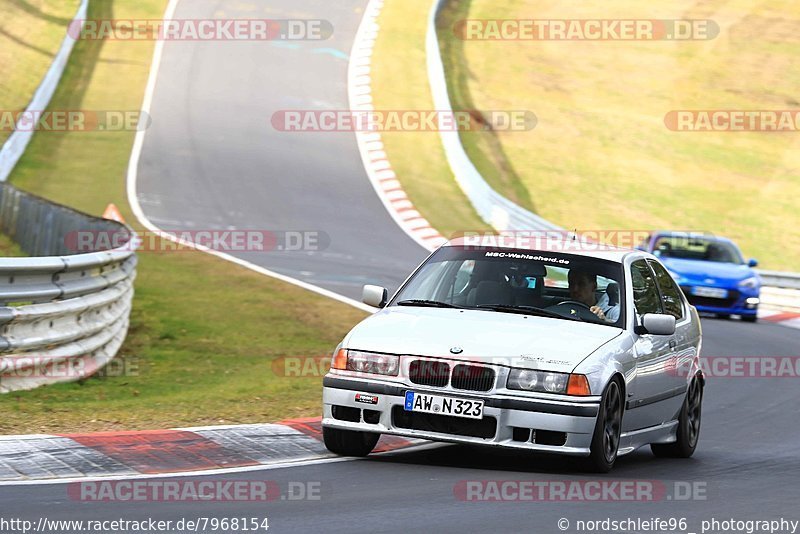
[396,299,463,309]
[475,304,581,321]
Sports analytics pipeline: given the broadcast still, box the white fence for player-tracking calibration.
[0,0,89,182]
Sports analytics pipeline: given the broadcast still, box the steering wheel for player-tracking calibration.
[546,300,597,321]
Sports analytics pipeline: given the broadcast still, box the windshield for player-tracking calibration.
[391,247,625,327]
[653,236,744,264]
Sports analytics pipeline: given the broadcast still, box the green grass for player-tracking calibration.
[373,0,800,270]
[370,0,491,238]
[437,0,537,212]
[1,0,366,434]
[0,233,26,257]
[0,0,79,146]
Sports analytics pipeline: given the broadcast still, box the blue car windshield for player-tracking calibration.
[654,236,744,264]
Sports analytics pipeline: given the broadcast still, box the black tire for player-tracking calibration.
[583,378,624,473]
[741,314,758,323]
[323,426,379,457]
[651,377,703,458]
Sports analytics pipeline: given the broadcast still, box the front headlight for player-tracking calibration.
[507,369,569,393]
[507,369,592,395]
[331,349,399,376]
[738,276,759,289]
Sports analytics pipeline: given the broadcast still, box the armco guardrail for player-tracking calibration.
[0,0,89,182]
[757,270,800,290]
[758,271,800,311]
[0,183,136,393]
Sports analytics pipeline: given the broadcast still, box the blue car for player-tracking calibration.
[638,232,760,322]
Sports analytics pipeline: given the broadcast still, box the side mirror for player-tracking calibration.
[635,313,676,336]
[362,285,388,308]
[748,258,758,267]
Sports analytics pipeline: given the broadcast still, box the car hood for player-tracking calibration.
[661,257,754,283]
[343,307,623,373]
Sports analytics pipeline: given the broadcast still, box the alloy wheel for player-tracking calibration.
[603,381,622,462]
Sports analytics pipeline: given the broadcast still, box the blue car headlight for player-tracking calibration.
[738,276,759,289]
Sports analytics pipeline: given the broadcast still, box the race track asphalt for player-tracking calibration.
[4,317,800,532]
[135,0,426,300]
[4,0,798,532]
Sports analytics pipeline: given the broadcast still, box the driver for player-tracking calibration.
[567,269,620,322]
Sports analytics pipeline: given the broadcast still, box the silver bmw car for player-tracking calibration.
[321,238,704,472]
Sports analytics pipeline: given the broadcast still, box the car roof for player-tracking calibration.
[445,234,638,263]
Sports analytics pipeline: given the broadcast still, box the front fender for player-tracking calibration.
[573,334,636,398]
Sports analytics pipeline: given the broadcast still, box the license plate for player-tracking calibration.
[691,286,728,299]
[404,391,484,419]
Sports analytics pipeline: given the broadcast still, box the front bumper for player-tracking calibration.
[322,375,600,456]
[681,285,760,316]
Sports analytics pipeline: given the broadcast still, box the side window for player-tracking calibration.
[648,260,685,320]
[630,260,662,315]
